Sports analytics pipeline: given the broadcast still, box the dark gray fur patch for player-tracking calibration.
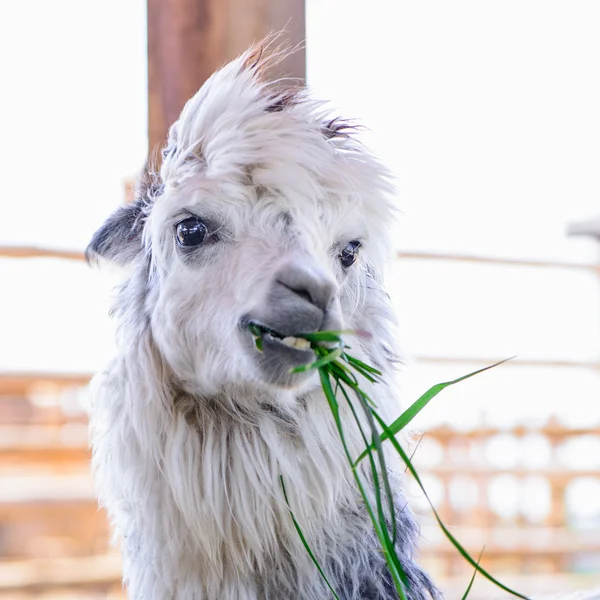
[86,167,162,266]
[85,198,146,265]
[162,144,176,160]
[324,496,441,600]
[322,118,361,140]
[265,90,299,113]
[257,488,442,600]
[279,211,294,229]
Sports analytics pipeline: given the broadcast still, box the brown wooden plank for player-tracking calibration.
[413,465,600,483]
[0,503,109,560]
[0,425,90,465]
[0,553,121,591]
[0,448,90,467]
[0,425,88,449]
[0,473,94,508]
[148,0,305,153]
[0,590,124,600]
[0,246,85,261]
[414,354,600,370]
[0,372,91,396]
[398,249,600,272]
[421,543,600,557]
[434,573,600,600]
[411,424,600,440]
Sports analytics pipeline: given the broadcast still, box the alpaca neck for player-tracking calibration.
[92,321,410,599]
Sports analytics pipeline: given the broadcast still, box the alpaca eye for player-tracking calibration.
[176,217,207,247]
[339,240,361,268]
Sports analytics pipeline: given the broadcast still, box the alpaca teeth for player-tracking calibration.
[281,336,311,350]
[294,338,311,350]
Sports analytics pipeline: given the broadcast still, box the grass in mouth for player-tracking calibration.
[268,328,529,600]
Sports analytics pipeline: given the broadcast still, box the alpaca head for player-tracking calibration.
[88,42,398,397]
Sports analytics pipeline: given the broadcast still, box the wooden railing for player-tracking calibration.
[2,247,600,597]
[410,423,600,589]
[0,374,123,599]
[0,246,85,261]
[3,379,599,594]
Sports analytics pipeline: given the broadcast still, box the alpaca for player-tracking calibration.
[87,41,439,600]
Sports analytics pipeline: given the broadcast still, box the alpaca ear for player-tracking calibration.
[86,199,145,265]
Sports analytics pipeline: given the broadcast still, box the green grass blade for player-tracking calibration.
[297,329,373,344]
[296,331,349,343]
[335,381,399,551]
[461,549,484,600]
[330,374,408,596]
[355,389,400,549]
[343,353,382,376]
[287,339,527,600]
[355,358,514,464]
[343,358,380,383]
[319,368,409,600]
[328,360,359,386]
[329,360,378,408]
[280,476,341,600]
[389,357,514,433]
[247,323,263,337]
[371,409,530,600]
[291,347,343,373]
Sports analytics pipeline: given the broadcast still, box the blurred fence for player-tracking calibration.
[0,376,122,599]
[412,424,600,598]
[2,233,600,598]
[2,373,600,598]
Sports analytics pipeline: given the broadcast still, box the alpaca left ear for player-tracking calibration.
[86,199,145,265]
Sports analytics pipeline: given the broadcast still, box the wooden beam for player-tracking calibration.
[0,372,91,396]
[411,424,600,441]
[413,465,600,484]
[0,425,90,465]
[0,588,124,600]
[0,246,85,261]
[0,473,94,505]
[0,553,121,591]
[420,540,600,557]
[147,0,305,153]
[414,354,600,370]
[435,575,600,600]
[398,250,600,272]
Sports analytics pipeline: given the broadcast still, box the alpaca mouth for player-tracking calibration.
[242,317,326,387]
[243,319,316,387]
[246,321,313,352]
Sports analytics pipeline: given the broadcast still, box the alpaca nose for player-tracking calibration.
[256,258,340,337]
[275,259,336,311]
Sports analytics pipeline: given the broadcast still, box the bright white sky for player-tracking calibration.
[307,1,600,435]
[1,1,600,439]
[0,0,147,374]
[308,1,600,263]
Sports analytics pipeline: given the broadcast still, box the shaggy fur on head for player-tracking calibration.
[88,40,440,600]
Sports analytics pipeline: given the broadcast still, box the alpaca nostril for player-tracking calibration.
[279,282,318,308]
[275,261,336,312]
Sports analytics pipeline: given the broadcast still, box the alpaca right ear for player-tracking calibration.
[86,199,145,266]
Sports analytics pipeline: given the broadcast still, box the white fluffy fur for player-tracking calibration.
[89,42,436,600]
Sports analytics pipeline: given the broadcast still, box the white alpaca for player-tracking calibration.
[88,42,438,600]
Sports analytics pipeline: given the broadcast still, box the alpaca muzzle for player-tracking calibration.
[263,257,341,336]
[242,258,342,387]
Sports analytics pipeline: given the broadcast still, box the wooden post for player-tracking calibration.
[147,0,305,154]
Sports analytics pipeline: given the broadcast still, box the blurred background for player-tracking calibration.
[1,1,599,598]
